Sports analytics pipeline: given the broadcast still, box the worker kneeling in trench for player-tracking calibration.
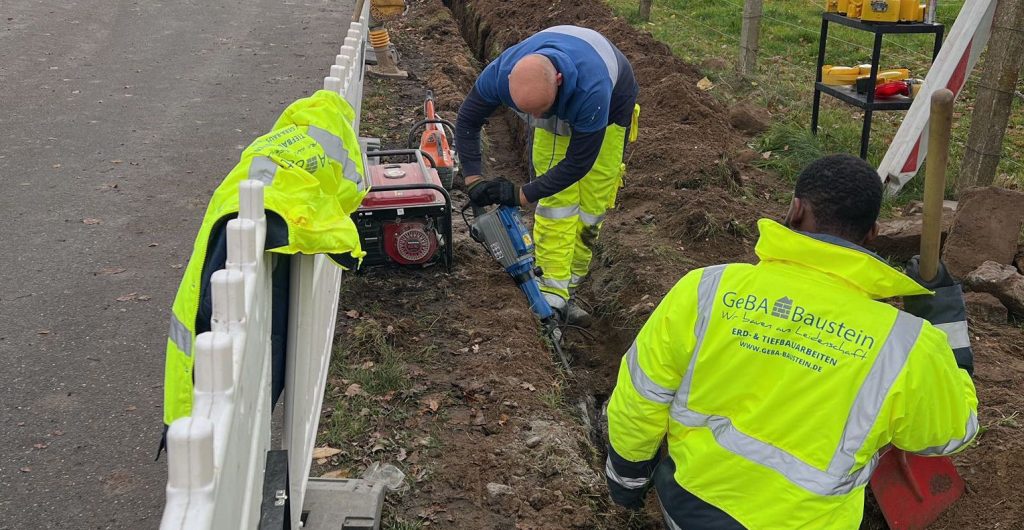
[603,154,978,529]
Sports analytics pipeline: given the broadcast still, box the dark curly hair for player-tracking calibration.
[794,154,883,241]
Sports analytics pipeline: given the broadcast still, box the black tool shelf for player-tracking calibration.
[811,12,944,159]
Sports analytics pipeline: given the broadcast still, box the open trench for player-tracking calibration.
[438,0,638,448]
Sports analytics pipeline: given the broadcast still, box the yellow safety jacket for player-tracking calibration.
[606,219,978,529]
[163,90,368,426]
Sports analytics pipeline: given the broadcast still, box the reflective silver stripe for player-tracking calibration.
[579,209,606,226]
[916,412,980,455]
[605,456,649,490]
[660,502,684,530]
[517,110,573,136]
[249,156,277,185]
[307,125,364,190]
[168,315,193,357]
[626,341,676,404]
[828,312,922,476]
[535,204,579,219]
[540,277,570,290]
[934,321,971,350]
[679,265,728,404]
[669,404,874,496]
[570,273,584,287]
[540,25,619,83]
[306,125,345,162]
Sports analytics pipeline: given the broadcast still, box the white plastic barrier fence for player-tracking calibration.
[161,181,274,529]
[161,0,370,527]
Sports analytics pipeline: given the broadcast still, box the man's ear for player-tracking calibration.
[555,72,563,86]
[784,198,803,228]
[861,221,880,246]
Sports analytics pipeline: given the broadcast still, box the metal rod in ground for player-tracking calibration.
[920,88,955,282]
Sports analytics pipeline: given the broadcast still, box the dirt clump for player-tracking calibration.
[728,102,771,135]
[943,186,1024,278]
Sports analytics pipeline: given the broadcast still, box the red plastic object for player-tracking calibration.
[383,222,437,264]
[875,81,911,98]
[361,163,445,209]
[870,449,965,530]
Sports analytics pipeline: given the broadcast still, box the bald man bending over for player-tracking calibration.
[456,26,639,326]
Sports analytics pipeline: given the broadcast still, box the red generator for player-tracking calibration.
[354,149,453,270]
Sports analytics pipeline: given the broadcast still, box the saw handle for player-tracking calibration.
[919,89,955,283]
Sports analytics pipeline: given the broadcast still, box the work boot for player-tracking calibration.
[566,299,593,327]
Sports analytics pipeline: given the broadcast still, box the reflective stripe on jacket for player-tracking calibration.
[606,218,979,529]
[163,90,368,426]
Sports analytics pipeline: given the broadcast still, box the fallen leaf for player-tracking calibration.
[344,383,364,397]
[386,325,394,334]
[316,458,328,465]
[52,164,62,169]
[138,295,151,301]
[95,267,126,275]
[499,414,508,426]
[82,218,101,225]
[360,361,375,369]
[311,446,342,459]
[19,467,30,473]
[344,309,360,319]
[397,448,408,461]
[761,151,773,160]
[125,405,137,412]
[116,293,137,302]
[471,344,480,354]
[37,330,50,335]
[33,443,48,450]
[697,77,715,91]
[520,382,536,392]
[320,468,350,479]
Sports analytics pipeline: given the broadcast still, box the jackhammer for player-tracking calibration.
[465,204,572,372]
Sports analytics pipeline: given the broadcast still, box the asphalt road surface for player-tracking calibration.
[1,0,355,527]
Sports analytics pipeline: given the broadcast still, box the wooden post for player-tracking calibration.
[958,0,1024,191]
[922,89,955,282]
[738,0,764,76]
[639,0,653,22]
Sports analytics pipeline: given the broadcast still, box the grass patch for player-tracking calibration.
[606,0,1024,200]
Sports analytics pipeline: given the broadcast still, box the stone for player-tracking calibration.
[868,210,955,262]
[963,261,1024,317]
[525,435,543,449]
[486,482,513,497]
[728,103,771,135]
[943,187,1024,279]
[964,292,1008,323]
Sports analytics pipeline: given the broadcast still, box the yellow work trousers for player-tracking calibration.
[532,105,638,302]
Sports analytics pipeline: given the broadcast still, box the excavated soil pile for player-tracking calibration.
[319,0,1024,527]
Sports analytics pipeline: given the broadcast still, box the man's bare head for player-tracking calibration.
[509,54,563,118]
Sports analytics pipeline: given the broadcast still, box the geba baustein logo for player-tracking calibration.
[721,292,876,350]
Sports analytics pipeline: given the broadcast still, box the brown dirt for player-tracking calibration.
[315,0,1024,528]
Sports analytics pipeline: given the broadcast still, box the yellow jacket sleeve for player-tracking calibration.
[891,322,979,455]
[605,267,704,507]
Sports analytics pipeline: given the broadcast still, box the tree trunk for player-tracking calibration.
[638,0,653,22]
[958,0,1024,191]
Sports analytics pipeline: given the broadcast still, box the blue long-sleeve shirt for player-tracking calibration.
[456,26,638,203]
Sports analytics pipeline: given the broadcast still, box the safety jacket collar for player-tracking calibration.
[754,218,931,300]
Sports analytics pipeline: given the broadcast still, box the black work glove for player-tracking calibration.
[467,178,519,207]
[904,255,956,289]
[903,255,974,376]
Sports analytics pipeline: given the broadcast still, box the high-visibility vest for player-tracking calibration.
[606,219,979,529]
[163,90,368,426]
